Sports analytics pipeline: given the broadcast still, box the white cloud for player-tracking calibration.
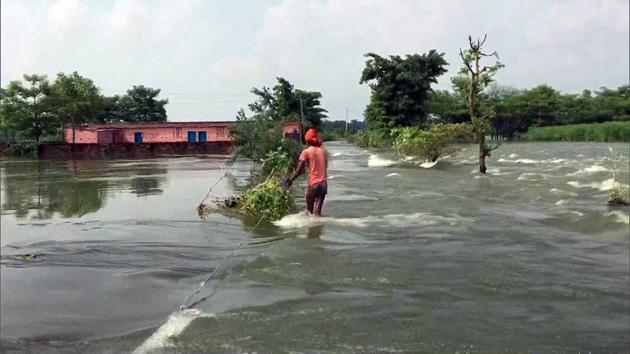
[1,0,628,121]
[48,0,89,32]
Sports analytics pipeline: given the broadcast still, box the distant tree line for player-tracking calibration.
[319,119,365,141]
[429,84,630,140]
[358,50,630,141]
[0,72,168,143]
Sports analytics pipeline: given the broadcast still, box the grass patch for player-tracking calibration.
[522,122,630,142]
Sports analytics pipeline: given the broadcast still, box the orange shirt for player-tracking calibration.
[299,146,328,186]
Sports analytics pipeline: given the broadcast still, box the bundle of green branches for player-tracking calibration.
[238,175,294,220]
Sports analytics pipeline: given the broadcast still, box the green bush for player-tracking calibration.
[347,129,392,148]
[522,122,630,142]
[12,139,40,156]
[392,123,474,162]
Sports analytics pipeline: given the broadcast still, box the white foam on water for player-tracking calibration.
[274,211,460,230]
[419,160,439,169]
[555,199,567,205]
[497,158,539,164]
[332,152,343,157]
[549,188,578,197]
[568,210,585,217]
[517,173,549,181]
[403,156,416,161]
[567,178,616,191]
[567,165,611,176]
[585,165,610,172]
[486,168,510,176]
[368,154,397,167]
[326,194,380,202]
[605,210,630,224]
[508,153,519,158]
[134,309,214,354]
[386,173,400,178]
[548,158,568,164]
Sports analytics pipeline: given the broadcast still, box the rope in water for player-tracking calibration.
[180,161,268,311]
[199,161,232,206]
[178,214,267,311]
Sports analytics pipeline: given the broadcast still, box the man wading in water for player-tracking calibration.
[284,128,328,216]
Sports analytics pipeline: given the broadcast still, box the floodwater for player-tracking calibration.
[1,142,629,353]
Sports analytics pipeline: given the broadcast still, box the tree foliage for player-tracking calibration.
[114,85,168,122]
[49,72,104,143]
[248,77,326,129]
[0,75,57,142]
[392,123,474,162]
[0,72,170,144]
[360,50,448,130]
[429,84,630,140]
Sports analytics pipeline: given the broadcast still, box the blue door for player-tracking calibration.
[198,131,207,142]
[134,132,143,144]
[187,131,196,143]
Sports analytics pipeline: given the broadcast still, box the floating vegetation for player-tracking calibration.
[608,181,629,206]
[607,147,630,206]
[22,254,40,261]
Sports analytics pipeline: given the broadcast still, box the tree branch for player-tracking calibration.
[480,34,488,47]
[459,49,474,74]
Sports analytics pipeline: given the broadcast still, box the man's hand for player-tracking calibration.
[281,177,291,190]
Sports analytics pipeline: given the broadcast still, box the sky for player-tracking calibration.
[1,0,628,122]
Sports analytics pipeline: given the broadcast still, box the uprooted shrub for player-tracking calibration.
[608,181,629,205]
[392,123,474,162]
[607,147,630,206]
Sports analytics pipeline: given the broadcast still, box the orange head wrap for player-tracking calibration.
[304,128,322,147]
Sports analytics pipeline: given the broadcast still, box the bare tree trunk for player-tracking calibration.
[479,134,487,174]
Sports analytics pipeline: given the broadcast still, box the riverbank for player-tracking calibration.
[0,142,234,160]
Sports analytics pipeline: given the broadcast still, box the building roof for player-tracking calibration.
[71,121,302,130]
[74,121,236,129]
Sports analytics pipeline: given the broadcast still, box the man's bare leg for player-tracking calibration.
[306,191,315,214]
[314,195,325,216]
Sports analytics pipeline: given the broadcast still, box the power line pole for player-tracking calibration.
[299,99,305,139]
[345,107,348,134]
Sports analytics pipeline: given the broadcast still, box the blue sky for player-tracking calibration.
[2,0,628,122]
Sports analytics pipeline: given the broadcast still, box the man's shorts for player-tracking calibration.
[306,181,328,199]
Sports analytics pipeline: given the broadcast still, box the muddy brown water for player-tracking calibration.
[1,142,628,353]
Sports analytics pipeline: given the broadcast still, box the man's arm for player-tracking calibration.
[286,160,306,187]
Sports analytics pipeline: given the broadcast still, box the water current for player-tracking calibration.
[1,142,628,353]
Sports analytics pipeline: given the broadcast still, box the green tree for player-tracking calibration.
[427,90,468,124]
[50,72,104,144]
[359,50,448,130]
[248,77,326,129]
[0,74,57,142]
[457,35,504,174]
[97,95,122,123]
[115,85,168,122]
